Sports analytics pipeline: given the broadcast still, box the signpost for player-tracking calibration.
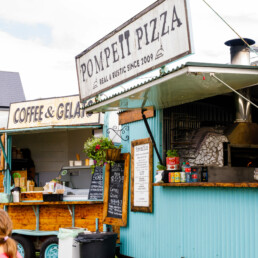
[76,0,192,102]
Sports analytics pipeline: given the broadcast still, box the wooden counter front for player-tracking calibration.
[4,201,104,232]
[153,182,258,188]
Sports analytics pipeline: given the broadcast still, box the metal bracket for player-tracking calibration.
[106,125,129,141]
[141,109,163,166]
[32,205,40,231]
[67,204,72,216]
[67,204,75,227]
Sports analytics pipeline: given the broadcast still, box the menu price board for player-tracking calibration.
[103,153,130,226]
[88,166,103,200]
[107,161,125,219]
[131,138,153,213]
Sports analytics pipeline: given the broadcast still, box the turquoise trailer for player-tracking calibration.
[84,62,258,258]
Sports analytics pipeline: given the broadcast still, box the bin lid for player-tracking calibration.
[58,227,85,239]
[11,187,21,192]
[75,232,117,243]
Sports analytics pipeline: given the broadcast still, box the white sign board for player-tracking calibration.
[133,143,150,207]
[76,0,192,102]
[8,95,101,129]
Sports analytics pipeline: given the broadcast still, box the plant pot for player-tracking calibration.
[106,149,121,161]
[155,170,164,183]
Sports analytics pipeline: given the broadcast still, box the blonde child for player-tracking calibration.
[0,209,22,258]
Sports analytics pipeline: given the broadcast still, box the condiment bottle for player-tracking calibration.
[185,162,191,183]
[12,187,21,203]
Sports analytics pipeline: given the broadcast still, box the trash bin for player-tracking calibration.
[58,227,85,258]
[75,232,117,258]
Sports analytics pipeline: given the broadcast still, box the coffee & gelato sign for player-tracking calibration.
[8,95,101,129]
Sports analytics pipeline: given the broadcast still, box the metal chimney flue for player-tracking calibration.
[225,38,255,123]
[225,38,255,65]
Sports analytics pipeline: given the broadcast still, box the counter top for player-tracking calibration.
[1,200,103,206]
[153,182,258,188]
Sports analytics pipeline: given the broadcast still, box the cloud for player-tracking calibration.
[0,0,257,101]
[0,30,77,100]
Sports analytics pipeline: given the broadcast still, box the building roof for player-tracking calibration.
[0,71,25,108]
[82,62,258,113]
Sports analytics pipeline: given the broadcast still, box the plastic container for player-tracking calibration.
[185,162,191,173]
[43,194,63,202]
[185,162,191,183]
[191,167,198,182]
[11,187,21,202]
[181,162,186,172]
[0,193,12,203]
[58,227,85,258]
[75,232,117,258]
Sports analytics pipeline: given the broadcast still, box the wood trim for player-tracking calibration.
[153,182,258,188]
[2,201,103,206]
[103,153,130,226]
[118,107,154,125]
[131,138,153,213]
[0,133,5,170]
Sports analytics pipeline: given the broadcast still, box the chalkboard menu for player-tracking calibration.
[103,153,130,227]
[107,161,125,219]
[88,166,103,200]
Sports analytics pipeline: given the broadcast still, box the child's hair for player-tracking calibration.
[0,209,18,258]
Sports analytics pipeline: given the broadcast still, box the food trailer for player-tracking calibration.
[80,62,258,258]
[0,95,106,257]
[74,0,258,257]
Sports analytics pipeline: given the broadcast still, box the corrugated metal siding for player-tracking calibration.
[120,110,258,258]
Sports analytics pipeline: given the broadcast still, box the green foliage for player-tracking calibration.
[166,149,178,157]
[156,162,166,171]
[84,136,122,173]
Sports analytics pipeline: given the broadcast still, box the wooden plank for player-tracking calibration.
[8,203,104,232]
[21,192,43,201]
[153,182,258,188]
[0,173,4,192]
[9,206,36,230]
[3,201,103,206]
[103,153,130,227]
[131,138,153,213]
[118,107,154,125]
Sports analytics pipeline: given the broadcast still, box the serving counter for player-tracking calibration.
[3,200,104,233]
[153,182,258,188]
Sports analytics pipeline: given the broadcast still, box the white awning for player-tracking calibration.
[83,62,258,112]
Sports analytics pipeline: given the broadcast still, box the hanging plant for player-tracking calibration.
[83,136,122,173]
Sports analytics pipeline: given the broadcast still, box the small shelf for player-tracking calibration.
[2,200,103,206]
[153,182,258,188]
[62,166,91,170]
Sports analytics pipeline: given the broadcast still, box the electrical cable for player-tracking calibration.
[210,73,258,109]
[202,0,258,56]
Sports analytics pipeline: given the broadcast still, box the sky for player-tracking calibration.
[0,0,257,101]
